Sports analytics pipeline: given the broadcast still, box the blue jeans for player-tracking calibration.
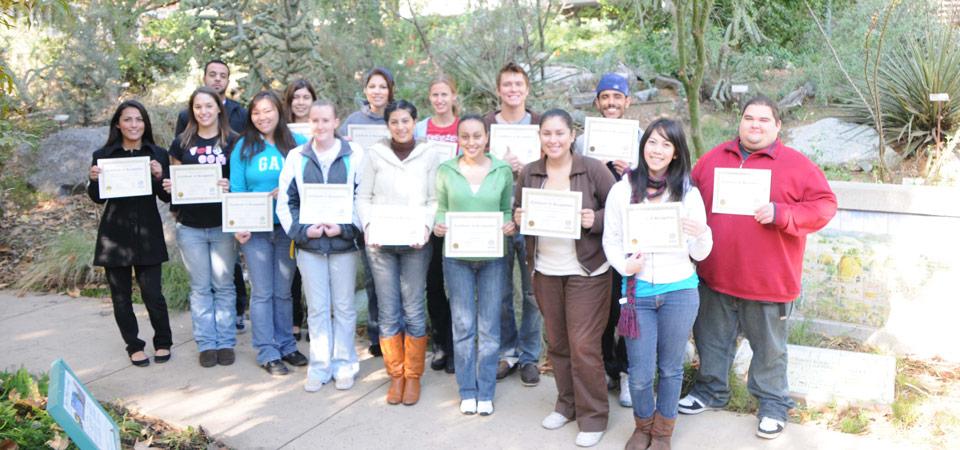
[689,283,796,422]
[177,224,238,351]
[624,288,700,419]
[500,234,541,366]
[444,256,507,401]
[366,244,431,338]
[241,224,298,365]
[297,250,360,383]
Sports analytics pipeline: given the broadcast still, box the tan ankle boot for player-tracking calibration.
[380,334,405,405]
[648,412,676,450]
[624,415,654,450]
[402,335,428,405]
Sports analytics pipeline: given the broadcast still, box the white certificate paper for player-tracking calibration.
[222,193,274,232]
[348,124,391,149]
[300,183,353,224]
[170,164,222,205]
[97,156,151,199]
[712,168,772,215]
[624,202,685,253]
[490,124,541,164]
[445,212,504,258]
[431,141,459,160]
[520,188,582,239]
[367,205,427,246]
[583,117,640,166]
[288,122,313,139]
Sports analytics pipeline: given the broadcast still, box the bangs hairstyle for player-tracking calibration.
[365,68,395,104]
[283,78,318,122]
[240,90,298,161]
[496,62,529,88]
[384,100,418,122]
[629,118,693,203]
[428,74,460,116]
[179,86,231,150]
[105,99,156,149]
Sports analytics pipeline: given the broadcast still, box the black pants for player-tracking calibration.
[234,261,247,316]
[291,269,304,329]
[426,234,453,356]
[105,264,173,356]
[601,269,628,381]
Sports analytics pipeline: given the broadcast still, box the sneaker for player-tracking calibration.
[281,350,308,367]
[235,318,246,334]
[262,360,290,376]
[477,400,494,416]
[198,350,218,368]
[335,376,354,390]
[304,378,324,393]
[369,344,382,357]
[618,375,632,407]
[217,348,236,366]
[678,394,715,415]
[520,363,540,386]
[575,431,604,447]
[460,398,477,415]
[541,411,572,430]
[756,417,785,439]
[496,360,516,380]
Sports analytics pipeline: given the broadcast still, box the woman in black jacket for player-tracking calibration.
[87,100,173,367]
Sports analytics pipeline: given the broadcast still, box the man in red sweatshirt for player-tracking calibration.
[678,95,837,440]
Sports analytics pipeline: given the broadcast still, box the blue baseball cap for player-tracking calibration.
[595,73,629,97]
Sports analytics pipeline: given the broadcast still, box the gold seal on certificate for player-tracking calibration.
[520,188,583,239]
[170,164,222,205]
[431,141,458,160]
[222,193,274,232]
[300,183,353,224]
[288,122,313,139]
[490,124,541,164]
[624,202,685,253]
[347,124,391,149]
[367,205,427,246]
[97,156,152,199]
[444,212,504,258]
[712,168,772,215]
[583,117,640,166]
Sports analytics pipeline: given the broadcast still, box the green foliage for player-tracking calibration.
[157,257,191,311]
[119,12,210,91]
[727,369,759,414]
[16,230,102,294]
[892,360,923,428]
[837,407,870,434]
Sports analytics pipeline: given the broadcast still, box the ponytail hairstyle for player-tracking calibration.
[457,113,486,134]
[240,90,299,161]
[428,74,460,117]
[179,86,231,150]
[628,118,692,203]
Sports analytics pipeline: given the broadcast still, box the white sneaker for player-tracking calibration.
[618,375,632,407]
[677,394,714,414]
[334,376,354,390]
[541,411,572,430]
[757,416,785,439]
[575,431,604,447]
[304,378,324,393]
[460,399,477,415]
[477,400,494,416]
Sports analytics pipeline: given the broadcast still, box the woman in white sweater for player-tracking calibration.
[602,118,712,450]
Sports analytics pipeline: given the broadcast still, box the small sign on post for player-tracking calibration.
[46,359,121,450]
[731,84,750,94]
[930,93,950,102]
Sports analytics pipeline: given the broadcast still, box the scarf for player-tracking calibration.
[616,174,667,339]
[391,138,415,161]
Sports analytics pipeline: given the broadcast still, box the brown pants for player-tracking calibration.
[534,270,612,432]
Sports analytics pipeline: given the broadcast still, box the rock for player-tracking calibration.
[784,118,898,169]
[634,87,658,102]
[653,75,683,92]
[27,127,109,197]
[570,92,596,108]
[541,64,595,90]
[779,82,816,111]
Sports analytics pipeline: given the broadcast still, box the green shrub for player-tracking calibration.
[16,230,102,294]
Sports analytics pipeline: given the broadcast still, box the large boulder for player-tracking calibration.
[784,118,899,171]
[27,127,109,196]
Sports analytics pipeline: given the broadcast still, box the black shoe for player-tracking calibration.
[130,354,150,367]
[154,350,171,364]
[369,344,382,357]
[199,350,218,368]
[496,360,516,380]
[430,351,447,371]
[520,363,540,386]
[444,353,455,374]
[282,350,308,367]
[217,348,235,366]
[293,331,302,341]
[262,360,290,376]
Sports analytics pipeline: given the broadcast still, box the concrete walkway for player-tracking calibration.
[0,292,902,449]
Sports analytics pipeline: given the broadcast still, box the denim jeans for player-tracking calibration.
[366,243,431,338]
[624,288,700,419]
[689,283,796,422]
[444,256,507,402]
[297,250,360,383]
[177,224,238,351]
[500,233,542,366]
[240,224,298,365]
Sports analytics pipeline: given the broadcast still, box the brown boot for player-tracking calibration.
[624,415,654,450]
[380,334,405,405]
[648,412,676,450]
[401,335,428,405]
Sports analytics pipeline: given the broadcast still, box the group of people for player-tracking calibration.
[87,58,837,449]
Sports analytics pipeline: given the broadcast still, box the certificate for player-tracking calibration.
[445,212,504,258]
[170,164,222,205]
[432,141,459,160]
[97,156,151,199]
[490,124,541,164]
[583,117,640,166]
[624,203,685,253]
[712,168,772,215]
[348,124,391,149]
[222,193,274,232]
[288,122,313,139]
[367,205,427,246]
[300,183,353,224]
[520,188,582,239]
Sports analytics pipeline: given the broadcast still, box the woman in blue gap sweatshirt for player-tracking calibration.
[229,90,308,376]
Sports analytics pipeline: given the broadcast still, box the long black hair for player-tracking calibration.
[628,118,692,203]
[240,90,299,161]
[105,100,156,149]
[539,108,575,153]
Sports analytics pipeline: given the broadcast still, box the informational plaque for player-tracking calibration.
[787,344,895,405]
[444,212,504,258]
[347,124,391,149]
[367,205,427,246]
[97,156,151,199]
[47,359,121,450]
[624,202,685,253]
[712,168,771,215]
[288,122,313,139]
[432,141,459,160]
[490,124,541,164]
[583,117,640,166]
[170,164,222,205]
[222,192,274,232]
[520,188,582,239]
[300,183,353,224]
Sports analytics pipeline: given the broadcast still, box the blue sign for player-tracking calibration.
[46,359,121,450]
